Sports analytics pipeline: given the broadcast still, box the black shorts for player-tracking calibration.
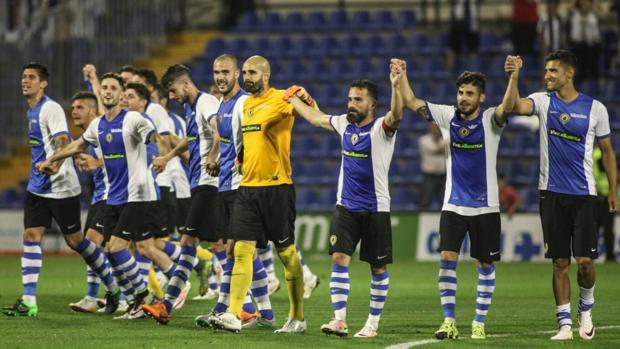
[85,201,106,235]
[103,202,160,242]
[329,205,393,266]
[185,185,219,242]
[216,190,237,241]
[231,184,296,249]
[175,198,191,234]
[439,210,501,262]
[24,192,81,235]
[539,190,598,259]
[156,186,175,238]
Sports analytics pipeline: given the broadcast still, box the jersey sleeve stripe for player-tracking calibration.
[144,130,155,144]
[51,130,70,139]
[424,101,434,121]
[81,135,97,147]
[526,97,537,116]
[595,133,611,139]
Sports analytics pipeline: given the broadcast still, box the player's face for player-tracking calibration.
[347,87,374,124]
[100,78,123,109]
[21,69,47,97]
[213,59,239,96]
[71,99,95,128]
[544,60,573,92]
[120,71,134,84]
[456,83,484,116]
[124,89,147,112]
[131,75,151,91]
[168,78,190,104]
[242,63,265,94]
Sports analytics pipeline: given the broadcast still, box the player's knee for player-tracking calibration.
[371,265,386,274]
[135,240,153,257]
[331,252,350,266]
[106,236,127,253]
[85,229,103,246]
[440,250,459,261]
[23,227,44,241]
[575,257,593,273]
[552,258,571,272]
[64,231,83,249]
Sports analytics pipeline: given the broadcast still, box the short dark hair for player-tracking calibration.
[134,68,158,88]
[161,64,192,89]
[545,49,578,71]
[119,65,136,74]
[100,72,125,90]
[154,83,169,102]
[71,91,98,107]
[214,54,239,70]
[126,83,151,101]
[455,71,486,93]
[349,79,378,101]
[22,62,49,81]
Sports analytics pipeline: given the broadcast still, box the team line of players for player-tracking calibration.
[3,49,616,341]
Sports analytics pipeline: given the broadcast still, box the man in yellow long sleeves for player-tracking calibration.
[210,55,306,333]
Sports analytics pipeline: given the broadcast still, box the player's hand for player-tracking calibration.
[36,160,58,175]
[390,60,403,87]
[82,64,97,82]
[152,156,168,174]
[609,195,617,212]
[504,55,522,76]
[205,160,220,177]
[234,158,243,176]
[75,153,100,173]
[283,85,314,106]
[390,58,407,74]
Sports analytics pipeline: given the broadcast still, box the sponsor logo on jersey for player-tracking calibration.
[451,141,483,150]
[103,153,125,160]
[242,124,261,132]
[549,128,582,142]
[343,149,368,158]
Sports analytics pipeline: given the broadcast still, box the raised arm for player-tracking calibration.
[83,64,104,114]
[494,55,522,125]
[284,86,333,131]
[598,137,618,212]
[383,59,404,129]
[390,58,429,119]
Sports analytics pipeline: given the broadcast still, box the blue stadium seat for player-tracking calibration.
[522,188,539,212]
[391,189,419,211]
[282,11,304,32]
[273,37,295,58]
[263,12,283,32]
[334,34,362,57]
[235,12,261,32]
[382,33,412,57]
[351,10,372,31]
[328,10,349,31]
[228,38,250,57]
[354,35,384,56]
[603,81,620,101]
[376,10,398,31]
[411,32,437,55]
[307,12,328,32]
[480,32,500,54]
[310,36,339,57]
[397,9,417,28]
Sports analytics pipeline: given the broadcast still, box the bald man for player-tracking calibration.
[209,55,307,333]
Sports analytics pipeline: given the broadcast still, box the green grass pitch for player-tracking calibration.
[1,256,619,348]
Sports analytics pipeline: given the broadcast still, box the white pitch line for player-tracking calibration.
[386,325,620,349]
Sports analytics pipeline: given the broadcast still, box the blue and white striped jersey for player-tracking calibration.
[27,95,81,198]
[214,90,247,192]
[88,145,108,204]
[145,101,173,188]
[426,102,504,216]
[528,92,610,196]
[82,110,159,205]
[184,92,220,190]
[168,111,191,199]
[329,114,396,213]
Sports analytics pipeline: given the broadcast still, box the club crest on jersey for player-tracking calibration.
[329,234,337,246]
[351,133,359,145]
[248,109,254,118]
[458,127,470,137]
[218,113,223,123]
[106,133,113,143]
[560,113,571,124]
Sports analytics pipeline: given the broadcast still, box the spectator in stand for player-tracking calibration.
[498,174,522,220]
[593,145,616,262]
[537,0,565,61]
[446,0,482,71]
[419,123,446,210]
[511,0,540,55]
[568,0,602,84]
